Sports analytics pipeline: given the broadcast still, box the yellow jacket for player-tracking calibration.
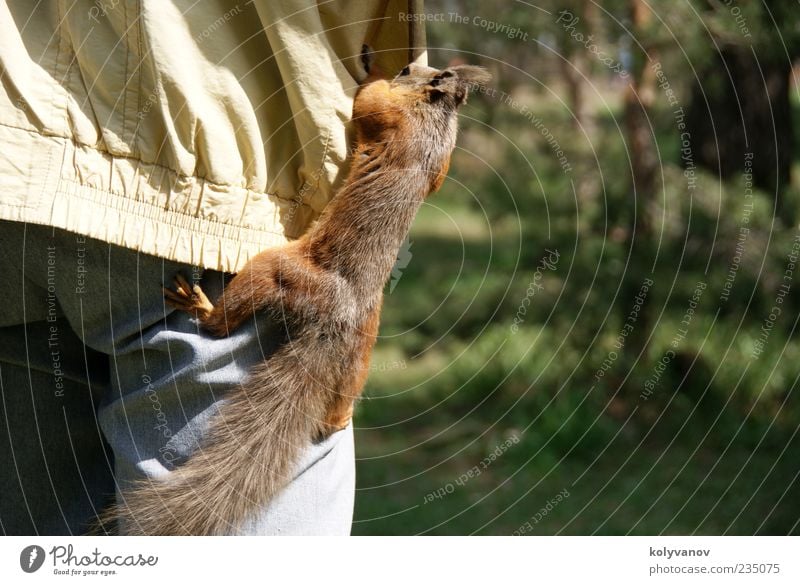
[0,0,425,272]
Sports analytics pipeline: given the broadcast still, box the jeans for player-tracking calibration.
[0,221,354,535]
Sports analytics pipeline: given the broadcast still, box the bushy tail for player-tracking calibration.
[98,343,331,535]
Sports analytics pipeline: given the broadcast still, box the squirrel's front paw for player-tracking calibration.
[361,44,375,76]
[163,273,215,321]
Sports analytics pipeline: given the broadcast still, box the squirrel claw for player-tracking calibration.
[164,273,214,321]
[361,44,374,75]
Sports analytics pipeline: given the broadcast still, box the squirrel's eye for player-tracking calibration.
[400,66,410,76]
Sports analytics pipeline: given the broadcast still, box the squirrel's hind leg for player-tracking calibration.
[164,273,216,324]
[319,401,354,439]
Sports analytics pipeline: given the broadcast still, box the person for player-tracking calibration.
[0,0,425,535]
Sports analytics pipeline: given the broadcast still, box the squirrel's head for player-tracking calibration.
[353,51,491,193]
[389,63,492,109]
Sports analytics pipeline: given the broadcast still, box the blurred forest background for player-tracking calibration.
[352,0,800,535]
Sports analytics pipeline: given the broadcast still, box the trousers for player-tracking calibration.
[0,221,354,535]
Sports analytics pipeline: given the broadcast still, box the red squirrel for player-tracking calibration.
[103,47,490,534]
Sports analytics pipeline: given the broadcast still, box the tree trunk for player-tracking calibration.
[686,48,793,223]
[622,0,659,366]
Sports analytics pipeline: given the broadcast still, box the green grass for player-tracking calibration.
[354,438,800,535]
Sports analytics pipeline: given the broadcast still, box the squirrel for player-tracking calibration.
[101,47,490,535]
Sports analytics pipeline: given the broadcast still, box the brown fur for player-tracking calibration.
[99,50,491,535]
